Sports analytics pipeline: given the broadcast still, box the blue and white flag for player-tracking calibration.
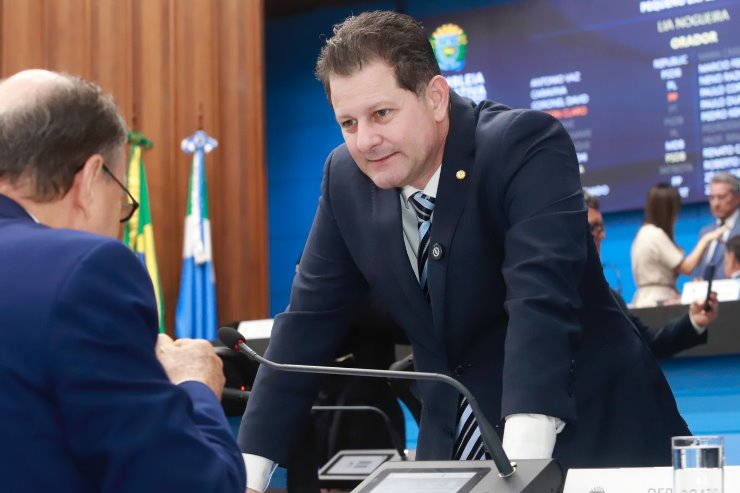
[175,130,218,339]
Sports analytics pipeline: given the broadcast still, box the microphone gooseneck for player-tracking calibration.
[218,325,515,477]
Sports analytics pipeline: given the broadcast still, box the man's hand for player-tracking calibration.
[689,291,719,327]
[156,334,226,400]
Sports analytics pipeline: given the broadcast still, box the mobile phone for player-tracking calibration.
[704,264,715,312]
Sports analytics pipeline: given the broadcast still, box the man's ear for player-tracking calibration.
[426,75,450,123]
[70,154,104,217]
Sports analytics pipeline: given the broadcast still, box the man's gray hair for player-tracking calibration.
[710,172,740,194]
[0,73,127,201]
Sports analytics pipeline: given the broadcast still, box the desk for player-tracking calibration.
[632,300,740,357]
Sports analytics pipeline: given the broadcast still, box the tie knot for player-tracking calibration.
[409,192,436,222]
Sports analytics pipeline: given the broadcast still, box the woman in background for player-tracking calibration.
[631,184,726,308]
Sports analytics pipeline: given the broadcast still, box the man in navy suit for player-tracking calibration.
[240,11,689,491]
[695,172,740,279]
[0,70,245,492]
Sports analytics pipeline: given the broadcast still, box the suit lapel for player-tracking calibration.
[372,185,434,331]
[427,93,477,341]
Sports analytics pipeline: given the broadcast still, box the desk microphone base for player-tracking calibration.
[351,458,563,493]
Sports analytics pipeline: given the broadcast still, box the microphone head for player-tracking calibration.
[218,326,245,351]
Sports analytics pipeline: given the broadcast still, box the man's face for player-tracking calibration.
[329,61,447,190]
[709,182,740,220]
[87,148,127,238]
[587,207,606,256]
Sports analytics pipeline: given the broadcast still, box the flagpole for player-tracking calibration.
[176,129,218,340]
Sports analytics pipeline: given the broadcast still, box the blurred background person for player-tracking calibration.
[586,192,715,358]
[695,173,740,280]
[631,184,726,308]
[724,235,740,279]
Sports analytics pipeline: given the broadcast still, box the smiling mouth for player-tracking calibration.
[368,152,397,164]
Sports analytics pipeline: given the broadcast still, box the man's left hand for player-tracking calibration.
[689,291,719,328]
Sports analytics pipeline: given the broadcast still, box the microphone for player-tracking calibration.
[218,326,514,476]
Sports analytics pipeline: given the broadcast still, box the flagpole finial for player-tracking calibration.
[128,131,154,150]
[181,129,218,155]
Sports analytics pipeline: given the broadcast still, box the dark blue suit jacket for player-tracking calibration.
[240,93,689,470]
[0,195,245,492]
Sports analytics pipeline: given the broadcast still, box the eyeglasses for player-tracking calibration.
[101,164,139,223]
[590,222,605,235]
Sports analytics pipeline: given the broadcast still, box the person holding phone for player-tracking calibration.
[631,184,727,308]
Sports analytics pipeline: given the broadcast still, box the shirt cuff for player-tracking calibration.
[688,310,708,334]
[243,454,277,493]
[502,414,564,460]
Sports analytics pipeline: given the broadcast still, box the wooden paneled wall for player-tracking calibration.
[1,0,269,331]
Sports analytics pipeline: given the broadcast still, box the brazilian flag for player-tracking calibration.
[123,131,165,333]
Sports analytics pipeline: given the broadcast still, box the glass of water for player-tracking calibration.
[672,435,724,493]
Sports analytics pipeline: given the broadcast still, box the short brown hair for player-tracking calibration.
[0,74,127,201]
[315,10,441,100]
[644,183,681,242]
[726,235,740,264]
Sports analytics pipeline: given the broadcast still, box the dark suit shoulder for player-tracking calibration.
[4,220,134,267]
[474,103,570,157]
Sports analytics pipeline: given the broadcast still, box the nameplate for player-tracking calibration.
[681,279,740,304]
[564,466,740,492]
[237,318,274,340]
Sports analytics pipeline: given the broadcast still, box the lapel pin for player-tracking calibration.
[431,243,445,260]
[456,170,466,180]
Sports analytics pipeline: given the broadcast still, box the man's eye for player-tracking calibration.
[341,119,356,129]
[376,109,390,118]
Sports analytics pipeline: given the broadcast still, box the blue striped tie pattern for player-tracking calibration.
[453,396,487,460]
[409,192,436,300]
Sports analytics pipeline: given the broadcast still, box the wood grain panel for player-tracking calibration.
[44,0,91,76]
[89,0,133,122]
[214,0,269,323]
[2,0,46,73]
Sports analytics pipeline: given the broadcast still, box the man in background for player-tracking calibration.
[0,69,245,492]
[585,192,715,357]
[695,172,740,279]
[724,235,740,279]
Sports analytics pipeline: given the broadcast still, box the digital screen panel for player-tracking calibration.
[423,0,740,212]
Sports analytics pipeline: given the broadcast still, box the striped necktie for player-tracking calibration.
[454,396,487,460]
[409,192,436,300]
